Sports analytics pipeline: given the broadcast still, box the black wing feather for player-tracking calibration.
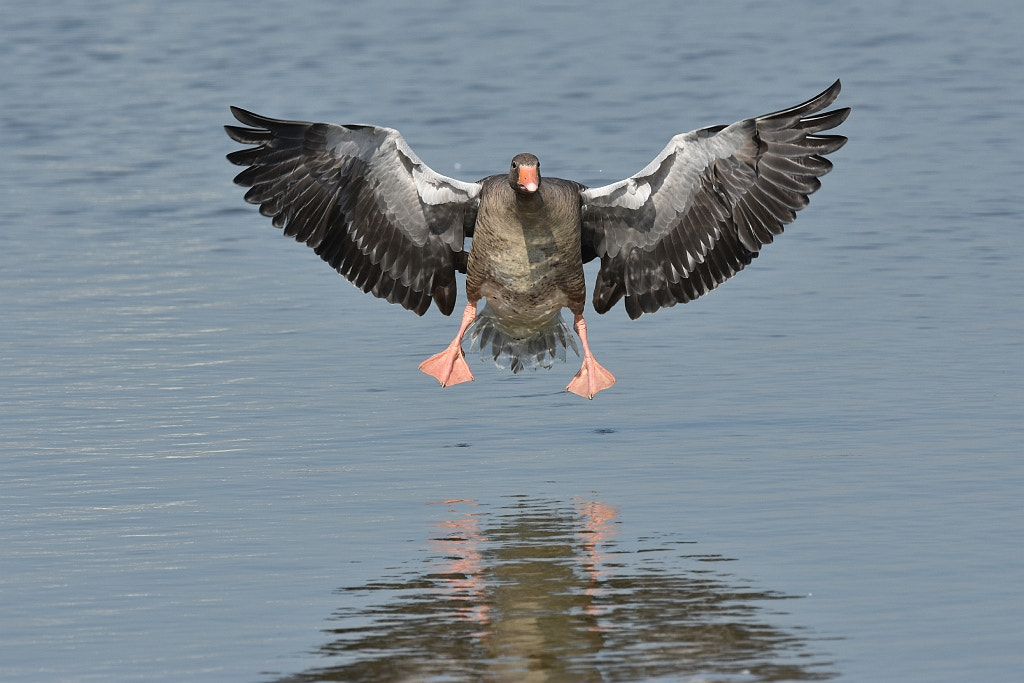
[581,80,849,319]
[225,108,480,316]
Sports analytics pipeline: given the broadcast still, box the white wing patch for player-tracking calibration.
[397,136,480,206]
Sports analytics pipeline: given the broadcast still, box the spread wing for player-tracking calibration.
[581,80,850,319]
[225,109,481,316]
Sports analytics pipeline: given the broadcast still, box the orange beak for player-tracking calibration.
[517,164,539,193]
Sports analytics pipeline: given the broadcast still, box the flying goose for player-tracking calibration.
[225,81,849,398]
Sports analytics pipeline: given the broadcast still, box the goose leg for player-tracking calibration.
[419,301,477,387]
[566,314,616,399]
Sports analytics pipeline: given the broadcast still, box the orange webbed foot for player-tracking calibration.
[419,344,474,387]
[566,357,616,399]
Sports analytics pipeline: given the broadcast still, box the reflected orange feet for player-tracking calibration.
[419,344,474,387]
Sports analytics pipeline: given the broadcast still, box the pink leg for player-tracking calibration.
[419,302,477,388]
[566,314,616,399]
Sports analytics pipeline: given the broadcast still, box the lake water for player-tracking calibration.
[2,0,1022,681]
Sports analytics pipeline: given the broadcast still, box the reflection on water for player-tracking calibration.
[270,498,834,682]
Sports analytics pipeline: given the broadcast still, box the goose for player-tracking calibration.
[225,81,849,398]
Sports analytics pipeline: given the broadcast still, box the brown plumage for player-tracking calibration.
[225,81,849,398]
[464,154,588,373]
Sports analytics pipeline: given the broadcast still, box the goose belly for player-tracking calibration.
[470,237,574,337]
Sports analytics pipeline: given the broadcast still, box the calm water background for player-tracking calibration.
[2,0,1022,680]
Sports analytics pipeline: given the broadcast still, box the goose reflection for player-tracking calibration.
[270,497,834,682]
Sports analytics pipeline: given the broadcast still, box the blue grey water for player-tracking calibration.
[1,0,1021,680]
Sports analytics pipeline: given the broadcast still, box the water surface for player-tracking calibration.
[1,1,1022,681]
